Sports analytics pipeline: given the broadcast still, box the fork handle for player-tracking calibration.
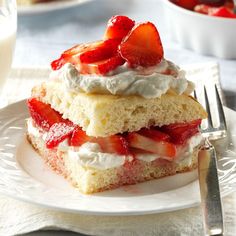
[198,139,224,236]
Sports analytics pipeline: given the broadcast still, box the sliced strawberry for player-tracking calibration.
[70,127,92,146]
[138,128,170,142]
[171,0,199,10]
[161,119,201,145]
[80,54,125,75]
[70,127,129,155]
[194,4,212,14]
[51,39,121,71]
[104,15,135,40]
[96,135,129,155]
[127,133,176,158]
[119,22,164,68]
[51,56,67,71]
[78,39,120,63]
[46,122,74,149]
[209,6,236,18]
[27,98,66,131]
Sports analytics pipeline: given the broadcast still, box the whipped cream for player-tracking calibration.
[51,59,194,99]
[68,143,133,170]
[27,119,203,170]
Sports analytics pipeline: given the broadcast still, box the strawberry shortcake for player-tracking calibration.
[26,16,207,194]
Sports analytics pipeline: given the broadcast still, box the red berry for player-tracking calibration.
[194,4,212,14]
[104,15,135,40]
[210,6,236,18]
[138,127,171,142]
[161,119,201,145]
[127,132,176,158]
[70,128,129,155]
[171,0,199,10]
[119,22,164,68]
[96,135,129,155]
[80,54,125,75]
[70,127,92,146]
[27,98,65,131]
[46,122,74,149]
[51,39,121,71]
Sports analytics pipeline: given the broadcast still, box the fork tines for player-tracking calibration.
[193,84,227,140]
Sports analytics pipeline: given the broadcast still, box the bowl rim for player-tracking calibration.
[162,0,236,23]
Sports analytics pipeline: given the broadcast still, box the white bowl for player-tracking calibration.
[162,0,236,59]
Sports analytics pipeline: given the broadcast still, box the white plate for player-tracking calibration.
[18,0,94,15]
[0,100,235,215]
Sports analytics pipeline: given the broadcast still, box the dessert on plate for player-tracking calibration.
[26,15,207,194]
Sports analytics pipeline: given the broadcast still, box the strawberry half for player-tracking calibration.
[80,54,125,75]
[46,122,75,149]
[161,119,201,145]
[51,39,120,71]
[27,98,66,131]
[104,15,135,40]
[171,0,199,10]
[70,128,129,155]
[119,22,164,68]
[138,128,171,142]
[210,6,236,18]
[70,127,92,146]
[127,133,176,158]
[194,4,212,14]
[96,135,129,155]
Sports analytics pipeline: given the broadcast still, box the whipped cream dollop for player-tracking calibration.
[51,59,194,99]
[68,143,133,170]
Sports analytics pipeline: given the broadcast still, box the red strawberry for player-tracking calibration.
[119,22,164,68]
[46,122,75,149]
[80,54,125,75]
[138,128,171,142]
[210,6,236,18]
[70,127,129,155]
[194,4,212,14]
[127,133,176,158]
[96,135,129,155]
[104,15,135,40]
[51,39,120,71]
[171,0,199,10]
[70,127,92,146]
[161,119,201,145]
[27,98,65,131]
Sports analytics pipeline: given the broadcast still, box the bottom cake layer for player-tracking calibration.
[27,132,199,194]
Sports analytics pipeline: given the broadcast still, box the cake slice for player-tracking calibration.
[26,15,207,194]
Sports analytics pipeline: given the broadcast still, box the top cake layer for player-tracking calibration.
[31,81,207,137]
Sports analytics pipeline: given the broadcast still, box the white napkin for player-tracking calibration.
[0,63,235,236]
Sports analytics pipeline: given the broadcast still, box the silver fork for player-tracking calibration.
[194,85,227,236]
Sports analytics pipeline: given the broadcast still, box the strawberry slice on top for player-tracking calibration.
[119,22,164,68]
[104,15,135,40]
[51,39,120,71]
[80,54,125,75]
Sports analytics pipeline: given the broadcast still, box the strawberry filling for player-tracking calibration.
[27,99,202,161]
